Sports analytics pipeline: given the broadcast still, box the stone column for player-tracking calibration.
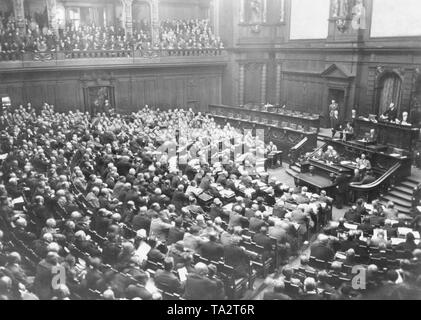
[239,63,245,106]
[275,63,282,104]
[280,0,285,23]
[239,0,245,24]
[261,63,267,104]
[13,0,25,35]
[121,0,133,37]
[262,0,267,23]
[150,0,160,46]
[210,0,220,36]
[46,0,59,36]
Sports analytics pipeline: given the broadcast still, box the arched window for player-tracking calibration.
[376,72,402,116]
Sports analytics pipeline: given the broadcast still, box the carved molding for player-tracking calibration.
[80,71,116,87]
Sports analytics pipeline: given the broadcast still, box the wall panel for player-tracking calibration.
[0,66,223,114]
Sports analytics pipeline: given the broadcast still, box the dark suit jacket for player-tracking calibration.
[167,226,185,245]
[154,269,182,294]
[249,217,266,233]
[183,273,218,300]
[200,240,224,262]
[223,244,249,278]
[125,284,153,300]
[310,243,334,262]
[383,108,398,122]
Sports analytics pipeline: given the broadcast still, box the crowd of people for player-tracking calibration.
[0,103,332,300]
[262,197,421,300]
[159,19,223,50]
[1,102,420,300]
[0,13,223,59]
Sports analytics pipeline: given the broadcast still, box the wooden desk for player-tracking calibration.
[210,115,318,157]
[209,104,320,133]
[302,159,354,176]
[327,139,412,176]
[295,173,337,193]
[355,118,420,152]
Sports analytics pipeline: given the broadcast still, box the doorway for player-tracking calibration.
[83,86,115,115]
[327,88,345,127]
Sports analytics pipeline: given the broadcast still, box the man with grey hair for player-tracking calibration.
[263,280,292,300]
[310,234,335,262]
[301,277,322,300]
[183,262,218,300]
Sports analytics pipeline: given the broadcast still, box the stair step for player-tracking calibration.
[380,195,412,209]
[286,168,299,178]
[401,181,418,190]
[405,177,420,186]
[290,165,301,172]
[387,190,413,202]
[379,200,412,214]
[393,185,415,196]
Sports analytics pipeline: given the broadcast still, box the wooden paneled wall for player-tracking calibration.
[0,66,223,113]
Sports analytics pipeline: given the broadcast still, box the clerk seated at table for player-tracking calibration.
[365,129,378,144]
[323,146,339,163]
[266,141,278,154]
[397,112,412,127]
[380,102,398,122]
[341,122,354,141]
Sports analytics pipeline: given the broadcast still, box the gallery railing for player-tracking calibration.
[0,48,225,62]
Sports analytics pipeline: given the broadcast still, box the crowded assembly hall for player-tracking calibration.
[0,0,421,302]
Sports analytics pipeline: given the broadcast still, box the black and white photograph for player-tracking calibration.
[0,0,421,306]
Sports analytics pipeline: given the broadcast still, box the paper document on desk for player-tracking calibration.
[12,197,24,205]
[335,252,346,261]
[178,267,188,282]
[344,223,358,230]
[136,242,151,260]
[390,238,420,246]
[398,228,420,239]
[223,203,234,211]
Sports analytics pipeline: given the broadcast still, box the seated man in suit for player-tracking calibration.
[383,201,399,220]
[310,234,335,262]
[400,112,412,126]
[380,102,398,122]
[266,141,278,153]
[366,129,378,144]
[199,233,224,262]
[183,263,218,300]
[341,122,355,141]
[154,257,182,294]
[323,146,339,163]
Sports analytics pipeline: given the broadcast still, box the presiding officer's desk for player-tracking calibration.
[355,118,420,152]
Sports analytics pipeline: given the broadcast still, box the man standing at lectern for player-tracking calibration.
[380,102,398,122]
